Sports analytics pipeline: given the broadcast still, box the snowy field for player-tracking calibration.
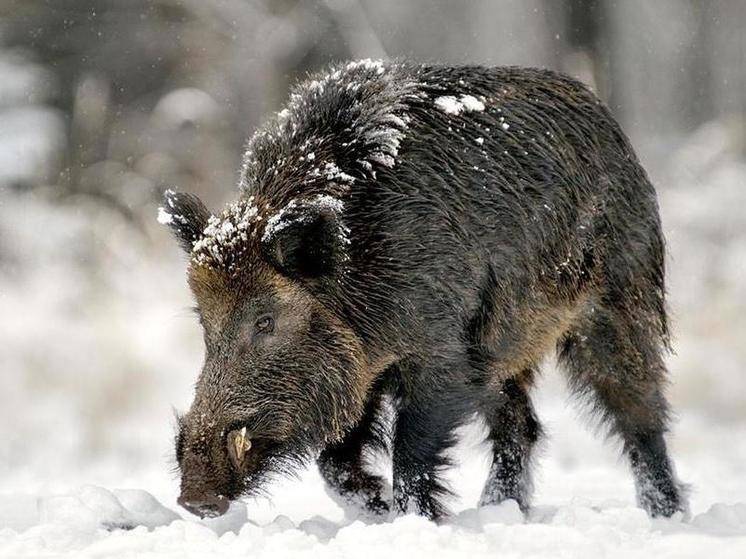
[1,383,746,558]
[1,112,745,556]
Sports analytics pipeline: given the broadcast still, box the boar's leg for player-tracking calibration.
[557,304,688,518]
[478,370,542,513]
[391,363,474,521]
[317,388,391,519]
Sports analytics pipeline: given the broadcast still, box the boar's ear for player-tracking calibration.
[159,190,211,253]
[261,198,348,279]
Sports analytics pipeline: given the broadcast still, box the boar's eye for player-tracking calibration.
[254,315,274,335]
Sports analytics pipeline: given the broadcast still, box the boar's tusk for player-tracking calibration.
[233,427,252,463]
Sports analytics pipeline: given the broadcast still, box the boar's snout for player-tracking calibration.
[177,491,229,518]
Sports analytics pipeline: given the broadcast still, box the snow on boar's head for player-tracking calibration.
[160,189,368,518]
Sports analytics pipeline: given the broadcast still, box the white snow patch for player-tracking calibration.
[434,96,463,114]
[321,161,356,184]
[435,94,486,115]
[460,95,485,112]
[156,207,173,225]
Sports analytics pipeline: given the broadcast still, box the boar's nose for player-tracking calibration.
[177,492,229,518]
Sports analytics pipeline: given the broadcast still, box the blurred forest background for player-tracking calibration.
[0,0,744,498]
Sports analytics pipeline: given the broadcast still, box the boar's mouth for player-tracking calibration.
[177,434,291,518]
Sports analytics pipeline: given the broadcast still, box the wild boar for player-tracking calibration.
[161,60,687,521]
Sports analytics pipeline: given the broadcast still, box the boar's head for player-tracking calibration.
[160,190,370,518]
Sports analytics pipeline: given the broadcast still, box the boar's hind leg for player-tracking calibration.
[479,370,542,513]
[317,388,391,519]
[558,305,688,518]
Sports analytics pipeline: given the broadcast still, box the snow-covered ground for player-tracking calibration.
[1,112,745,556]
[1,386,746,558]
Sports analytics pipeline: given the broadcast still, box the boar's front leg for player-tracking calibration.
[479,371,542,513]
[317,388,391,520]
[391,363,473,521]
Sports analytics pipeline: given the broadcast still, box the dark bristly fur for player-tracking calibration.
[163,60,687,521]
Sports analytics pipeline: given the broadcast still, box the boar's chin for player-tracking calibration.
[231,440,314,497]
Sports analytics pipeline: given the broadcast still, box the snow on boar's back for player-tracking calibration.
[162,60,687,521]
